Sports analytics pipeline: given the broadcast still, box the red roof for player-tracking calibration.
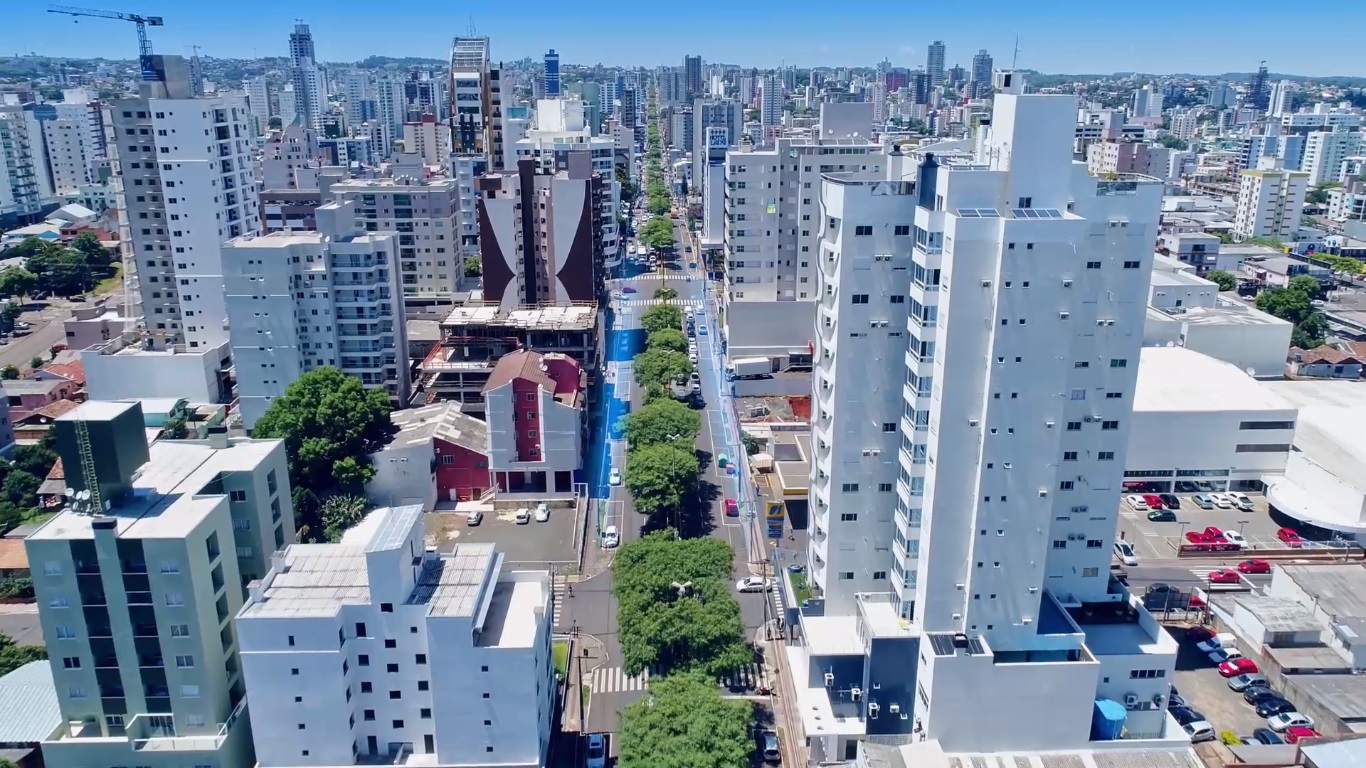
[1290,346,1362,366]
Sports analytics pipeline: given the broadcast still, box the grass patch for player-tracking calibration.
[94,263,124,296]
[20,509,55,526]
[791,570,813,604]
[553,640,569,677]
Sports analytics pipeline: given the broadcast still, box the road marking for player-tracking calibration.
[584,664,770,694]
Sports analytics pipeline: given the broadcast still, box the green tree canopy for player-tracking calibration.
[1257,280,1328,348]
[320,494,369,542]
[640,304,683,335]
[1206,269,1237,291]
[0,632,46,678]
[633,348,692,389]
[70,231,113,267]
[1288,274,1324,300]
[618,671,753,768]
[653,286,678,301]
[2,470,41,508]
[625,443,700,518]
[1157,134,1189,150]
[4,237,47,263]
[620,398,701,448]
[12,442,57,479]
[1317,254,1366,275]
[463,256,481,277]
[0,366,18,380]
[0,268,37,300]
[639,217,676,251]
[27,245,94,296]
[645,328,687,354]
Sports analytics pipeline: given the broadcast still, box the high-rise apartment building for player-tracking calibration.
[245,76,275,136]
[969,49,993,99]
[1235,163,1310,241]
[403,114,452,166]
[926,40,946,88]
[39,104,98,193]
[27,399,295,768]
[1301,127,1362,186]
[476,154,607,311]
[684,55,704,99]
[0,106,46,223]
[789,74,1176,757]
[237,507,554,768]
[288,24,325,131]
[759,74,784,127]
[110,64,261,349]
[343,72,375,131]
[544,49,561,98]
[1131,83,1163,120]
[449,37,504,169]
[224,200,410,429]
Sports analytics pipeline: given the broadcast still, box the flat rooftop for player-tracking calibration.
[475,579,545,648]
[1229,593,1324,633]
[1081,621,1165,656]
[1278,564,1366,619]
[1135,347,1296,413]
[1260,381,1366,493]
[29,438,281,542]
[1290,673,1366,720]
[441,304,597,330]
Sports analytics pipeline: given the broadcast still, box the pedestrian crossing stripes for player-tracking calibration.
[617,298,704,308]
[584,663,769,694]
[1120,510,1161,538]
[551,582,566,629]
[630,272,696,281]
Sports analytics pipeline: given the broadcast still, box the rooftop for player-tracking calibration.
[1228,593,1324,633]
[1135,347,1296,413]
[441,303,597,330]
[1289,674,1366,721]
[1260,381,1366,494]
[386,402,487,454]
[1278,564,1366,620]
[1,379,68,397]
[0,661,60,744]
[408,542,497,618]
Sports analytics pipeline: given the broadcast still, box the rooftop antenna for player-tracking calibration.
[1012,36,1021,70]
[467,15,477,36]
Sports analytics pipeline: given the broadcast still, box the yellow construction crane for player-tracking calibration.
[47,5,165,81]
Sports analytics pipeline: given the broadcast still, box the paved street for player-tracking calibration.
[0,301,73,371]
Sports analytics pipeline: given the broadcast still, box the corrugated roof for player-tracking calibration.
[0,660,60,743]
[482,349,554,394]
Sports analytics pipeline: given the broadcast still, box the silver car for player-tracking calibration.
[1229,673,1267,692]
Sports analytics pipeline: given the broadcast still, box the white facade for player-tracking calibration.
[0,106,46,218]
[330,176,463,302]
[237,506,553,768]
[1234,166,1309,241]
[759,75,784,128]
[1301,128,1362,186]
[512,99,620,257]
[403,117,452,167]
[224,201,410,430]
[41,105,97,192]
[82,337,229,403]
[245,76,275,136]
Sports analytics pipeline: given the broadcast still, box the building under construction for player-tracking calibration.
[416,302,600,415]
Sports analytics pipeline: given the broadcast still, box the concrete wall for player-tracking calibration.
[723,301,817,360]
[83,342,228,404]
[1128,406,1296,490]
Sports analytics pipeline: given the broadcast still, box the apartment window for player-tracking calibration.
[1087,539,1103,549]
[1109,358,1127,368]
[392,720,404,728]
[55,625,75,639]
[1235,444,1292,453]
[1066,421,1082,431]
[1074,361,1090,369]
[1063,451,1078,461]
[1086,261,1101,269]
[355,622,367,637]
[1106,392,1124,399]
[851,294,869,304]
[1123,260,1140,269]
[62,657,81,669]
[1099,451,1115,461]
[171,624,190,637]
[387,663,399,673]
[68,685,87,699]
[415,654,427,664]
[855,226,873,236]
[1130,669,1166,679]
[840,513,858,522]
[1059,481,1075,491]
[361,682,372,693]
[49,595,68,608]
[878,482,894,492]
[1052,540,1067,550]
[1082,567,1100,577]
[882,422,896,432]
[384,639,397,649]
[894,225,911,236]
[838,572,855,580]
[390,690,401,700]
[181,685,200,698]
[421,708,432,719]
[175,655,195,668]
[1240,421,1294,430]
[229,490,247,502]
[364,710,375,721]
[873,571,888,580]
[1102,420,1119,430]
[841,483,859,493]
[418,680,429,691]
[1069,389,1086,401]
[358,655,369,667]
[165,592,185,607]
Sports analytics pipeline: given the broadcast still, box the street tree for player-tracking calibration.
[633,348,692,389]
[618,672,752,768]
[2,470,41,508]
[70,231,113,268]
[1288,274,1323,300]
[1206,269,1237,291]
[653,286,678,301]
[0,268,37,300]
[0,366,18,380]
[624,443,699,518]
[645,328,687,354]
[3,237,47,263]
[1256,285,1314,325]
[27,357,42,371]
[639,217,675,251]
[27,246,94,296]
[640,304,683,334]
[620,398,701,447]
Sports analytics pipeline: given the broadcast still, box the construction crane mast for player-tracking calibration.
[47,5,165,81]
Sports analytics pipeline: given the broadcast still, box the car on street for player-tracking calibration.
[736,577,772,593]
[1282,726,1322,744]
[1113,541,1138,566]
[1256,699,1297,718]
[1278,527,1305,547]
[587,733,608,768]
[1244,687,1283,705]
[1125,495,1149,511]
[1239,559,1271,574]
[609,468,622,486]
[1183,721,1216,743]
[1219,658,1259,677]
[1170,706,1205,726]
[1196,633,1236,653]
[622,285,637,293]
[1267,712,1315,732]
[1250,728,1284,745]
[535,503,550,523]
[1148,509,1178,522]
[1143,494,1165,509]
[1209,569,1241,584]
[1210,647,1245,664]
[724,498,739,517]
[1159,493,1181,509]
[758,730,781,763]
[602,526,619,549]
[1228,491,1255,510]
[688,350,698,364]
[465,510,483,526]
[1229,673,1268,692]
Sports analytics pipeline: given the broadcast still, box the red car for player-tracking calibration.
[1185,531,1213,544]
[1189,594,1207,609]
[1203,526,1227,540]
[1238,559,1271,574]
[1278,527,1304,547]
[1219,657,1258,677]
[1143,494,1165,509]
[724,498,739,517]
[1282,726,1321,744]
[1208,569,1241,584]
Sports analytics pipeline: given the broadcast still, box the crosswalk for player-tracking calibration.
[583,662,770,694]
[1120,510,1162,539]
[552,583,566,629]
[628,272,695,281]
[617,298,704,308]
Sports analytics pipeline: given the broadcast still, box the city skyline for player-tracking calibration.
[6,0,1366,76]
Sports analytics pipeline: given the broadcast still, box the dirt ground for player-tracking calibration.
[738,395,811,422]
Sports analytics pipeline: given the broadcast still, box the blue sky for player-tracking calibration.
[9,0,1365,76]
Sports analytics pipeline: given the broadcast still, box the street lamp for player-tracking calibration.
[1237,519,1249,535]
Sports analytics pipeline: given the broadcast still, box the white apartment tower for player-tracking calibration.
[926,41,946,89]
[245,76,275,136]
[110,69,261,349]
[224,200,411,430]
[41,104,99,193]
[805,74,1175,753]
[1301,126,1362,186]
[0,106,46,220]
[1235,162,1310,242]
[237,507,554,768]
[759,74,785,128]
[289,24,325,132]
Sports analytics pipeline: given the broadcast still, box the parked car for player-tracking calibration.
[466,509,483,526]
[1250,728,1284,745]
[1148,509,1178,522]
[535,503,550,523]
[1229,673,1268,692]
[609,468,623,486]
[1277,527,1305,547]
[587,733,608,768]
[1196,633,1237,653]
[1125,495,1149,511]
[1208,569,1241,584]
[1210,493,1237,509]
[1256,699,1298,718]
[1143,494,1165,509]
[1267,712,1315,732]
[1191,494,1216,510]
[602,525,620,548]
[1222,530,1248,547]
[1282,726,1322,744]
[1239,559,1271,574]
[1244,687,1283,705]
[1228,491,1255,510]
[1183,721,1216,743]
[515,508,532,525]
[736,577,772,593]
[1219,658,1259,677]
[1209,647,1245,664]
[1113,540,1138,566]
[1203,526,1228,540]
[758,730,781,763]
[724,498,739,517]
[1168,692,1188,709]
[1159,493,1181,509]
[1170,706,1205,726]
[688,350,698,364]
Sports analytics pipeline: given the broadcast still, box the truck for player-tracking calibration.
[726,356,777,380]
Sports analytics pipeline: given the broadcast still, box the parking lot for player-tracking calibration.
[1168,624,1270,739]
[1115,492,1331,561]
[424,505,580,569]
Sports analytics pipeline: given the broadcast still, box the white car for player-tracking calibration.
[1196,633,1237,653]
[1183,721,1216,743]
[465,510,483,526]
[688,350,698,364]
[1227,491,1255,510]
[1125,495,1149,511]
[602,525,619,549]
[1267,712,1315,732]
[1222,529,1247,547]
[534,503,550,523]
[1209,647,1244,665]
[609,468,622,486]
[735,577,772,593]
[1210,493,1236,509]
[1113,541,1138,566]
[514,508,531,525]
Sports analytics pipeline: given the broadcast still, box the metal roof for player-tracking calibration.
[0,660,60,744]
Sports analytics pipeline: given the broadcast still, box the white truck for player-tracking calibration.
[726,356,777,380]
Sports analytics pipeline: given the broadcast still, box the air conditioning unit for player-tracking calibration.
[981,279,991,288]
[1038,489,1048,497]
[1045,421,1055,428]
[824,672,835,687]
[969,419,980,426]
[1152,693,1165,705]
[1083,416,1095,423]
[868,702,880,718]
[1062,279,1073,287]
[1059,311,1070,319]
[1124,693,1139,706]
[851,687,863,702]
